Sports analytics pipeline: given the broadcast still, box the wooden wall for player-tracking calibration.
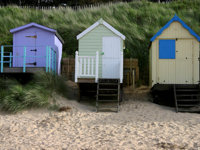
[62,57,75,81]
[62,57,139,86]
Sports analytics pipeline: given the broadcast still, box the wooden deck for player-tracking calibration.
[78,78,96,83]
[1,67,45,73]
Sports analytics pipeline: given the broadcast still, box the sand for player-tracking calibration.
[0,90,200,150]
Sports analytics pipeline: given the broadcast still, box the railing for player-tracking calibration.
[75,51,99,83]
[0,45,57,74]
[46,46,57,73]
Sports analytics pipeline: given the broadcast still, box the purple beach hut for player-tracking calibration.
[3,22,64,74]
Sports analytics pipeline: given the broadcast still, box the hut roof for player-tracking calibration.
[10,22,64,44]
[76,18,125,40]
[150,15,200,42]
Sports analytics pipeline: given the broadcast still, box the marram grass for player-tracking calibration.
[0,73,68,113]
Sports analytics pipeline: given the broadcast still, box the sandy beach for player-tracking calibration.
[0,89,200,150]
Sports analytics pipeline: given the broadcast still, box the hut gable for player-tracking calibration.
[10,22,56,34]
[78,24,120,56]
[151,15,200,42]
[77,19,125,40]
[158,21,194,39]
[10,23,64,44]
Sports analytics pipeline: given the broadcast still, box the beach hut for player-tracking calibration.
[6,22,64,74]
[149,15,200,86]
[149,15,200,112]
[75,18,125,112]
[75,18,125,83]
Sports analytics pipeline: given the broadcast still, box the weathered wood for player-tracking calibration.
[174,84,200,113]
[78,78,95,83]
[2,67,45,73]
[96,79,120,112]
[174,85,178,112]
[124,58,139,87]
[62,57,139,85]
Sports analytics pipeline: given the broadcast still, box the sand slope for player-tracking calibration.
[0,93,200,150]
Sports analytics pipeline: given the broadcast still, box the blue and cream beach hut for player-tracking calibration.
[149,15,200,112]
[149,15,200,87]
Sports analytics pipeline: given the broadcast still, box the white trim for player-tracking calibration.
[95,51,99,83]
[76,19,126,40]
[120,51,123,83]
[102,21,125,40]
[76,22,100,40]
[75,51,79,83]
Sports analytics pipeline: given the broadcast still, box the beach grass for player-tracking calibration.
[0,73,68,113]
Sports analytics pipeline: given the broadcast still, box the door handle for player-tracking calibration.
[26,62,37,66]
[30,49,37,52]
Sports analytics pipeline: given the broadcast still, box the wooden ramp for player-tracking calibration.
[174,84,200,113]
[96,79,120,112]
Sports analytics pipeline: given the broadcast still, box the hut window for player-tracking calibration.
[159,40,175,59]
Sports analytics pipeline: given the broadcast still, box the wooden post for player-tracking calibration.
[95,51,99,83]
[132,70,135,89]
[1,46,4,73]
[23,47,26,73]
[84,58,86,75]
[120,51,123,83]
[54,51,56,75]
[75,51,79,83]
[9,52,12,68]
[46,46,48,72]
[48,46,51,72]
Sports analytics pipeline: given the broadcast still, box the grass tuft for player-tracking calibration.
[0,73,68,113]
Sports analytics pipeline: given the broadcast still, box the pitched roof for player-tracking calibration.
[77,18,125,40]
[150,15,200,42]
[10,22,64,44]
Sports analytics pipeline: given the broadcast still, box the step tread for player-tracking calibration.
[176,89,200,92]
[176,94,200,96]
[97,100,119,102]
[98,94,118,96]
[177,99,200,102]
[178,108,200,112]
[99,83,119,85]
[97,106,119,109]
[178,104,200,107]
[98,89,118,91]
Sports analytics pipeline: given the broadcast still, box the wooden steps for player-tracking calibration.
[96,79,120,112]
[174,85,200,113]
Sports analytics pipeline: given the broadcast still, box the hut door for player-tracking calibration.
[24,32,37,67]
[175,40,193,84]
[102,37,121,78]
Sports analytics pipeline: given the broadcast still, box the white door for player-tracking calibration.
[102,37,121,78]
